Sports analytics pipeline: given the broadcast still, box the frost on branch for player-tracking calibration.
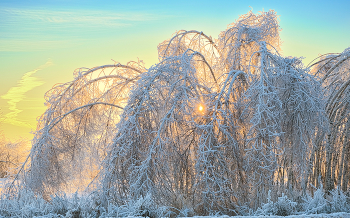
[3,10,350,217]
[6,62,145,198]
[102,50,217,212]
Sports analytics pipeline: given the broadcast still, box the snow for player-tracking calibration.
[188,214,350,218]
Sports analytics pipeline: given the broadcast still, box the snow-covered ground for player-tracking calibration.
[188,214,350,218]
[32,214,350,218]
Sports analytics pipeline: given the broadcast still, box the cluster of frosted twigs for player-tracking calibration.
[2,10,350,217]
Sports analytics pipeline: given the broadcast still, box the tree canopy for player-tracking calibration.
[4,10,350,217]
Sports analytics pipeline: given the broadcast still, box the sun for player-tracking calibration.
[198,105,204,112]
[198,104,205,113]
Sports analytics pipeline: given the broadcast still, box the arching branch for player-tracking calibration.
[162,30,221,58]
[321,56,350,83]
[48,102,123,132]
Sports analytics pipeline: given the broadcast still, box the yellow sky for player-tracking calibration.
[1,61,53,140]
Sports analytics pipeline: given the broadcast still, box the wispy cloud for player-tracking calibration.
[0,8,165,51]
[1,60,52,127]
[1,8,159,27]
[0,39,76,52]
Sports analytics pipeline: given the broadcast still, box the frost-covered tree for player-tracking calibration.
[6,62,145,198]
[309,48,350,193]
[3,9,350,217]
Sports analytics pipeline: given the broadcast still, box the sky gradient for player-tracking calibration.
[0,0,349,141]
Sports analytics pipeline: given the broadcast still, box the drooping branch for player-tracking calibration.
[48,102,124,132]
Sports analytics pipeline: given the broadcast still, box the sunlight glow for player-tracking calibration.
[198,104,205,113]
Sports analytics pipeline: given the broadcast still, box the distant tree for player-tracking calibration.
[0,114,28,179]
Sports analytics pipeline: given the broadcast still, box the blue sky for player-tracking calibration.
[0,0,349,140]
